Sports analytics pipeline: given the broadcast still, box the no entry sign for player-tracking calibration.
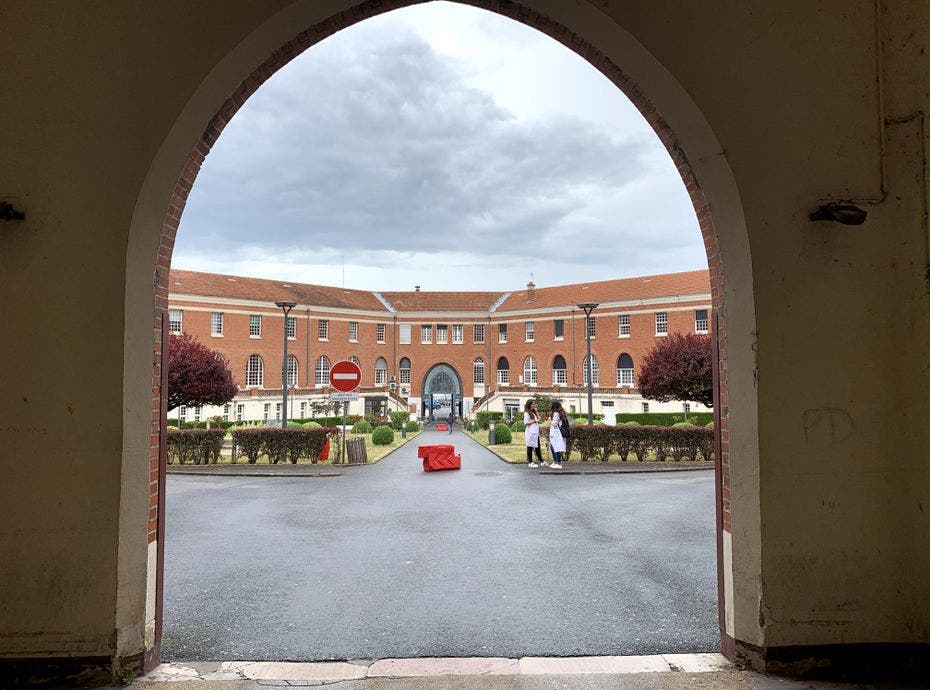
[329,360,362,392]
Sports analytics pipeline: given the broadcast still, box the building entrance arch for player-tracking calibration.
[421,363,463,421]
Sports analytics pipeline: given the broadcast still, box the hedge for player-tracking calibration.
[167,429,225,464]
[352,420,373,433]
[614,412,713,427]
[405,420,420,432]
[389,411,410,430]
[230,427,336,464]
[476,411,505,429]
[568,424,713,462]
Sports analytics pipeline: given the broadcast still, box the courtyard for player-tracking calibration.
[163,427,717,661]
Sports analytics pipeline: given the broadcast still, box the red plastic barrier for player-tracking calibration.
[317,439,330,462]
[417,444,454,459]
[435,423,448,431]
[423,452,461,472]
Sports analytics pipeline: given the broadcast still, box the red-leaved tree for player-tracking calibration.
[167,333,238,412]
[638,333,713,407]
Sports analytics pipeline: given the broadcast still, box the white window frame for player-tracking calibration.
[619,314,630,338]
[583,355,600,386]
[552,367,567,386]
[210,311,224,336]
[655,312,668,336]
[618,367,634,387]
[473,323,485,344]
[318,319,329,341]
[524,321,535,342]
[642,402,650,413]
[374,357,388,386]
[452,324,463,344]
[286,316,296,339]
[178,405,186,422]
[349,321,358,342]
[498,323,507,343]
[263,403,270,422]
[553,319,564,341]
[398,324,411,345]
[586,316,596,339]
[497,367,510,385]
[523,356,538,385]
[695,309,709,334]
[246,354,263,387]
[436,324,448,344]
[421,325,432,344]
[236,404,244,422]
[399,358,411,385]
[473,358,485,385]
[168,309,183,334]
[287,354,298,387]
[300,401,307,418]
[249,314,261,338]
[193,407,201,422]
[223,403,230,422]
[377,323,386,343]
[315,355,330,387]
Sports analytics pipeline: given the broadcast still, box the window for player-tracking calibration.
[586,316,596,339]
[436,324,448,344]
[421,325,432,344]
[249,314,261,337]
[399,357,411,385]
[655,312,668,336]
[398,324,411,344]
[318,319,329,340]
[695,309,709,334]
[496,357,510,385]
[246,354,263,387]
[377,323,386,343]
[473,323,485,343]
[349,321,358,341]
[619,314,630,337]
[684,403,691,415]
[523,356,537,385]
[642,401,650,413]
[211,311,224,336]
[300,401,307,418]
[617,353,634,387]
[374,357,387,386]
[236,404,244,422]
[552,355,567,385]
[315,355,330,387]
[553,319,564,340]
[504,399,520,422]
[287,354,298,387]
[524,321,535,342]
[178,405,186,422]
[583,354,600,386]
[223,403,230,421]
[452,324,463,344]
[194,407,201,422]
[473,357,485,384]
[168,309,182,334]
[276,403,282,421]
[349,355,361,366]
[263,403,270,422]
[498,323,507,343]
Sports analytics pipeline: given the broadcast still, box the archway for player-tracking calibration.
[421,363,464,421]
[123,0,756,672]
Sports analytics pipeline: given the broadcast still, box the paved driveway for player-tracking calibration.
[163,428,718,661]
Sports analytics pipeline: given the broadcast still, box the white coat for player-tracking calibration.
[523,411,540,447]
[548,411,567,453]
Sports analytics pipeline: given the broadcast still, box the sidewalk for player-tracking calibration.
[538,460,714,475]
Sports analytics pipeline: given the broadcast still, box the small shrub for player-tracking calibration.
[372,425,394,445]
[389,411,410,430]
[491,423,512,444]
[624,421,640,426]
[405,420,419,432]
[304,421,322,428]
[352,420,373,434]
[466,420,479,432]
[672,421,695,427]
[511,419,526,432]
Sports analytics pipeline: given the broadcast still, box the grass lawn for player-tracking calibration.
[179,430,421,466]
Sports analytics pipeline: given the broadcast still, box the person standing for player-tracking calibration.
[447,410,454,434]
[548,400,568,469]
[523,399,547,468]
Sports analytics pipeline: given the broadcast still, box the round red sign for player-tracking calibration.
[329,360,362,392]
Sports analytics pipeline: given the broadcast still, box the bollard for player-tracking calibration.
[489,420,496,445]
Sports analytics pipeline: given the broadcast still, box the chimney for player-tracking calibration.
[527,280,536,300]
[415,285,421,292]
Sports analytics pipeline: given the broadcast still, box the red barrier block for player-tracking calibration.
[423,452,461,472]
[417,444,454,459]
[435,423,448,431]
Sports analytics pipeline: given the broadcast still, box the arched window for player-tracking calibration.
[315,355,330,387]
[348,355,361,367]
[552,355,567,386]
[523,356,538,385]
[374,357,388,386]
[473,357,485,385]
[246,354,263,387]
[583,354,599,386]
[497,356,510,385]
[287,354,298,387]
[617,353,634,387]
[399,357,411,385]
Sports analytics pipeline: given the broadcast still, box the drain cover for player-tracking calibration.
[474,471,502,477]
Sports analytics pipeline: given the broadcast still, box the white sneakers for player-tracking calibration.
[528,461,561,469]
[527,462,539,468]
[540,461,550,467]
[551,463,563,469]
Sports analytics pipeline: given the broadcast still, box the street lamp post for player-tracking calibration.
[577,303,599,426]
[275,301,297,428]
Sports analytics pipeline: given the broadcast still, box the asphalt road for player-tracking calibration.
[163,427,718,661]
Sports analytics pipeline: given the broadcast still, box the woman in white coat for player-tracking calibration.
[548,400,568,469]
[523,399,547,468]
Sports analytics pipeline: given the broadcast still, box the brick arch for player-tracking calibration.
[145,0,734,667]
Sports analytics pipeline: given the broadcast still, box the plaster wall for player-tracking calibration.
[1,0,927,676]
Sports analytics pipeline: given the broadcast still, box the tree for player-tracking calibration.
[167,333,238,412]
[638,333,713,408]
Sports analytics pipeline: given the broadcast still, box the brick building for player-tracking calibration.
[168,268,711,423]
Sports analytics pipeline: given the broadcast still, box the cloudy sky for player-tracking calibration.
[174,2,704,292]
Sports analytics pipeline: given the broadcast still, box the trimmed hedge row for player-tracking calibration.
[230,427,337,464]
[615,412,713,427]
[569,424,713,462]
[476,411,505,429]
[167,429,225,464]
